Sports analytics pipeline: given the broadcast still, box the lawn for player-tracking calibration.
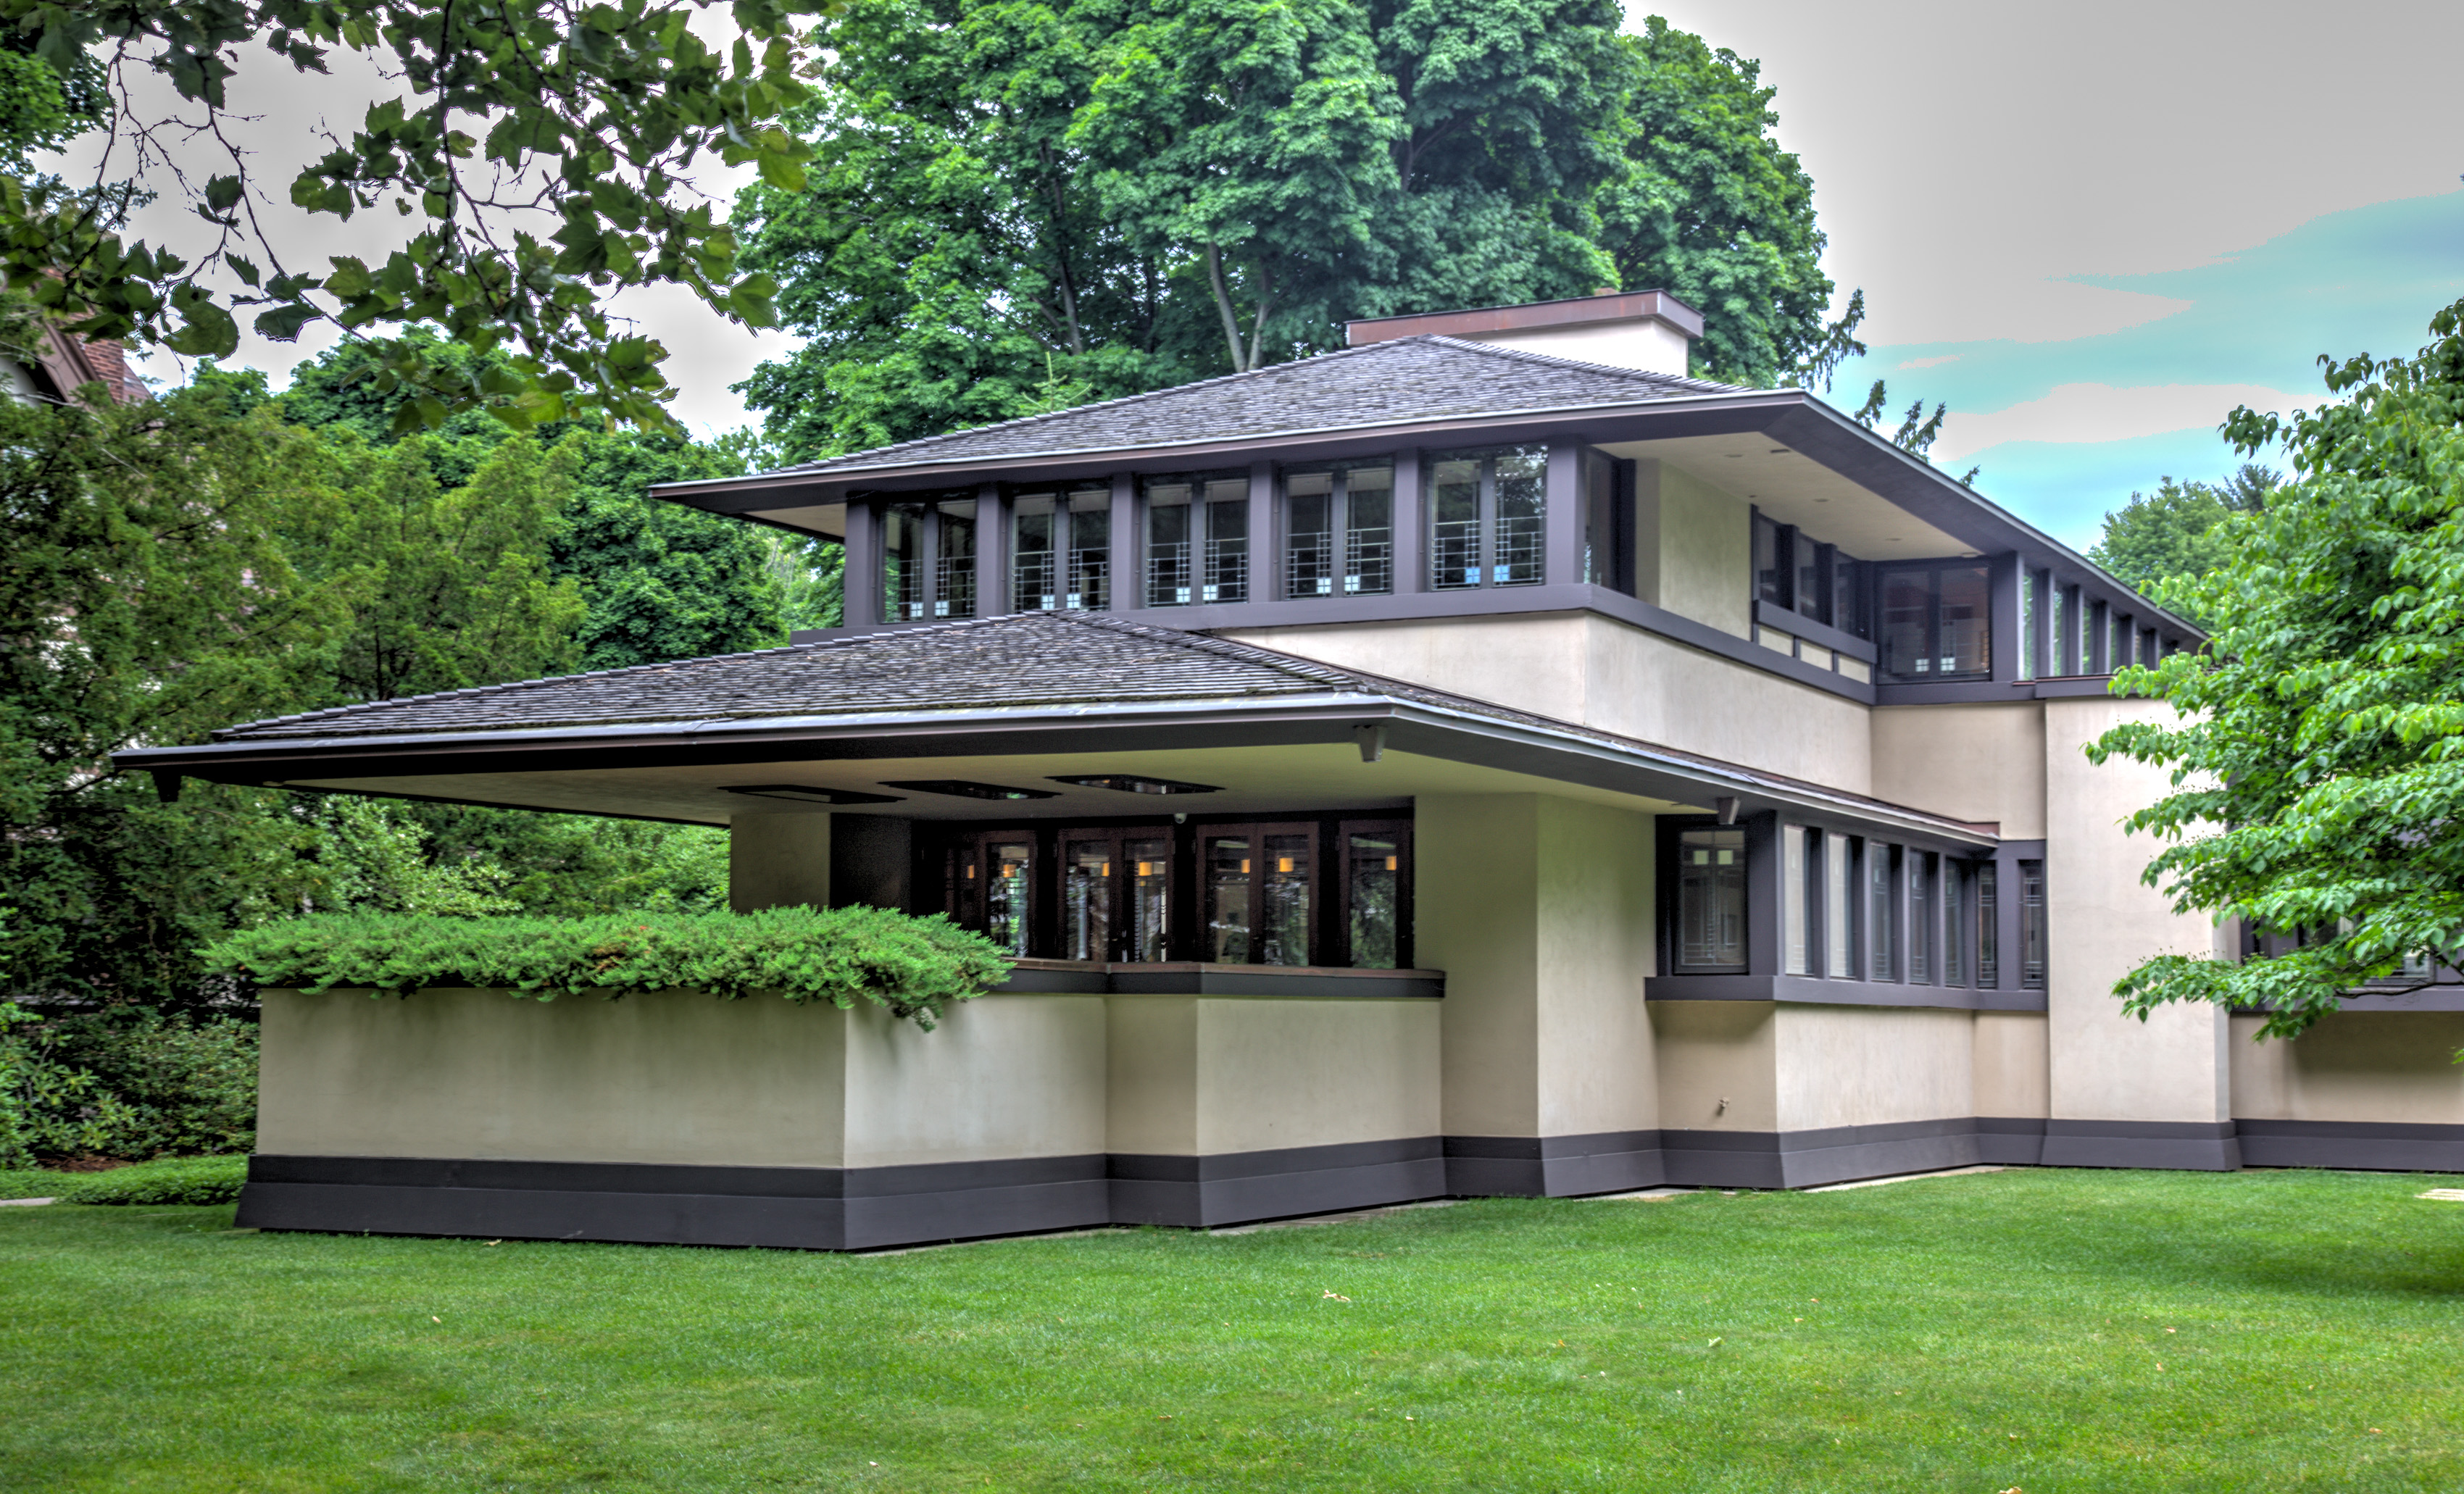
[2,1168,2459,1492]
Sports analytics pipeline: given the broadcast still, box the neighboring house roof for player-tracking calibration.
[177,612,1994,844]
[17,323,143,406]
[763,335,1739,477]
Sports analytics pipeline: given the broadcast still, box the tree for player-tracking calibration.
[2087,297,2464,1040]
[0,0,829,431]
[2088,464,2278,618]
[1851,377,1976,485]
[734,1,1849,458]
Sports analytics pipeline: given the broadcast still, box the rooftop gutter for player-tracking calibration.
[114,690,1997,850]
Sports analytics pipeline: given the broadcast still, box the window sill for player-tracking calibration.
[1644,973,2045,1012]
[995,960,1443,998]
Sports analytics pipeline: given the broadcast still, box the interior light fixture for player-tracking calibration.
[881,779,1060,801]
[723,785,904,806]
[1046,774,1223,796]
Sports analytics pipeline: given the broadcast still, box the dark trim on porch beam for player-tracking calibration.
[1641,975,2047,1012]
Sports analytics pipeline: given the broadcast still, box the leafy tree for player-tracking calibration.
[1852,378,1976,485]
[0,0,827,430]
[2088,464,2278,618]
[2088,298,2464,1040]
[736,1,1849,457]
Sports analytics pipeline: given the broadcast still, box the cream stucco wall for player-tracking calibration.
[843,996,1109,1167]
[259,987,853,1166]
[1774,1006,1975,1132]
[1654,464,1752,639]
[2043,696,2228,1123]
[1223,613,1872,791]
[1870,702,2048,838]
[1649,1000,1776,1132]
[1973,1011,2050,1119]
[1104,996,1439,1156]
[1413,793,1656,1140]
[2229,1012,2464,1125]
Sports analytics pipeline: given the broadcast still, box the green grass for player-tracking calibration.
[3,1169,2460,1491]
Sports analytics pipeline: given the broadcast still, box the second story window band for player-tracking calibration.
[1013,486,1112,612]
[1283,462,1394,599]
[1144,474,1249,607]
[883,494,978,622]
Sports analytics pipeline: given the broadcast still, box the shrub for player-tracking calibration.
[53,1155,248,1206]
[0,1166,74,1199]
[6,1010,259,1163]
[203,905,1014,1030]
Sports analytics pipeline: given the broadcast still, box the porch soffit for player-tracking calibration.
[118,613,1998,849]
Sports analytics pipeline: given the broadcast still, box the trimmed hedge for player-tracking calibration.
[202,906,1013,1029]
[54,1155,248,1206]
[0,1167,75,1200]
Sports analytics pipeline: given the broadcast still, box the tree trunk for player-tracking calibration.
[1204,243,1249,372]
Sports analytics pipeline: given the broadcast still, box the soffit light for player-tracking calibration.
[881,779,1060,801]
[1047,774,1223,796]
[724,785,904,806]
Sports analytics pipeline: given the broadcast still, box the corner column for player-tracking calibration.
[974,483,1007,617]
[1544,438,1581,587]
[841,502,881,630]
[1391,446,1425,594]
[1109,472,1139,612]
[1246,461,1277,601]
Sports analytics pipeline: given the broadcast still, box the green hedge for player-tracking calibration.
[54,1155,248,1205]
[202,906,1013,1029]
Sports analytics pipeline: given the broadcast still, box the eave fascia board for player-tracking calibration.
[115,692,1993,849]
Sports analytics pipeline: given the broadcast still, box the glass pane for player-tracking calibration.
[1347,832,1399,969]
[1881,568,1933,678]
[1067,498,1110,610]
[1494,448,1545,585]
[1976,862,1999,987]
[1797,539,1825,620]
[1826,832,1852,977]
[986,841,1032,957]
[1204,488,1249,603]
[1345,466,1394,595]
[2020,860,2047,988]
[936,499,976,619]
[1012,498,1057,612]
[1943,861,1967,987]
[1431,458,1481,590]
[1128,839,1170,962]
[885,501,925,621]
[1939,564,1991,676]
[1583,450,1618,588]
[1833,553,1860,635]
[1783,826,1810,976]
[1755,514,1784,605]
[1063,838,1112,962]
[1676,829,1746,969]
[1205,836,1251,964]
[1146,498,1191,606]
[1909,851,1933,984]
[1262,833,1312,966]
[1868,844,1894,981]
[1285,470,1334,598]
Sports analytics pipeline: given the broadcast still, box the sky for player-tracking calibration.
[65,2,2464,551]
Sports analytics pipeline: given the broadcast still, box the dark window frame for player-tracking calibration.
[1279,459,1397,601]
[881,491,981,623]
[1334,817,1415,970]
[1141,470,1251,609]
[1662,820,1751,975]
[1427,444,1548,591]
[1877,559,1994,683]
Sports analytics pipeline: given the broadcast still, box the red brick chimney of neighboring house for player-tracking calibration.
[25,320,144,405]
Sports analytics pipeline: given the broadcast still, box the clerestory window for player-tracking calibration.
[1144,473,1249,606]
[1012,486,1112,612]
[1283,462,1394,598]
[1429,446,1547,590]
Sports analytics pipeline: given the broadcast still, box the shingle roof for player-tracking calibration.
[773,335,1739,476]
[203,613,1989,839]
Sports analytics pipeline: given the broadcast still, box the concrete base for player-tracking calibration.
[2039,1119,2242,1172]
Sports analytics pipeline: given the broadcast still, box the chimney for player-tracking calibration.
[1343,289,1704,377]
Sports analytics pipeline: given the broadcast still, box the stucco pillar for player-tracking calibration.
[2039,696,2236,1168]
[729,813,832,913]
[1415,793,1658,1196]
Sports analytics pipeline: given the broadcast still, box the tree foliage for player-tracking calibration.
[735,0,1854,457]
[2088,298,2464,1040]
[2086,465,2276,621]
[0,0,833,430]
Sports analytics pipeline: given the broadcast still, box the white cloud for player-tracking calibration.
[1929,383,2314,464]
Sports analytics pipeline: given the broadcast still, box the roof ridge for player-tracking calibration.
[768,339,1416,477]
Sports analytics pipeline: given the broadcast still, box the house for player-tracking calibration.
[120,291,2464,1250]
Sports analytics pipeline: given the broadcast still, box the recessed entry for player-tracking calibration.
[725,785,905,806]
[881,779,1061,801]
[1046,774,1223,796]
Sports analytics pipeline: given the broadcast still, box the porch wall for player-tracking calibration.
[2228,1011,2464,1172]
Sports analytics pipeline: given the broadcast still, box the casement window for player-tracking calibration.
[1581,448,1630,593]
[1878,562,1991,680]
[1283,462,1394,598]
[1866,842,1897,981]
[1675,828,1748,972]
[1753,512,1863,635]
[1144,474,1249,606]
[1429,446,1547,590]
[1907,851,1934,983]
[882,494,978,622]
[1204,822,1318,965]
[1826,832,1854,977]
[1012,486,1112,612]
[1942,860,1968,987]
[1783,825,1814,976]
[947,832,1035,956]
[1976,862,1999,987]
[1061,830,1173,962]
[2018,859,2047,988]
[1339,820,1412,969]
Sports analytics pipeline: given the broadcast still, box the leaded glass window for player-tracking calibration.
[1428,446,1547,590]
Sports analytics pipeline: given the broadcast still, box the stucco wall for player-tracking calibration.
[2229,1012,2464,1125]
[1773,1005,1976,1132]
[1416,793,1544,1137]
[1225,614,1872,792]
[843,996,1109,1168]
[1654,464,1752,639]
[1973,1011,2050,1118]
[1649,1000,1776,1132]
[259,987,853,1167]
[2042,696,2228,1123]
[1534,796,1658,1138]
[1105,996,1440,1156]
[1870,702,2048,838]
